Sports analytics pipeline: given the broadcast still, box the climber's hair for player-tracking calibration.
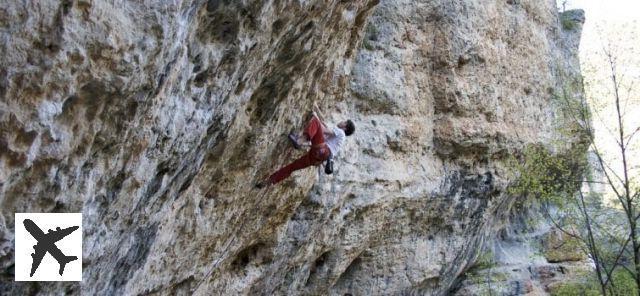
[345,120,355,136]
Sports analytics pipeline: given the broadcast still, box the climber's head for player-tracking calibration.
[338,120,355,136]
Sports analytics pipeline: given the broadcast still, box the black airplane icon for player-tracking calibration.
[23,219,79,277]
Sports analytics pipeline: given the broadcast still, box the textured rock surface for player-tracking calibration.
[450,205,592,295]
[0,0,584,295]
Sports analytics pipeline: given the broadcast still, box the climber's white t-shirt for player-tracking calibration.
[326,126,346,156]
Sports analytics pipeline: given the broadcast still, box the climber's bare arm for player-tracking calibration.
[312,102,326,122]
[312,102,334,136]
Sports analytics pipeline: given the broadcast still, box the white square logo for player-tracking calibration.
[14,213,82,281]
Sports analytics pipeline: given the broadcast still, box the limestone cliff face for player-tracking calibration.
[0,0,582,295]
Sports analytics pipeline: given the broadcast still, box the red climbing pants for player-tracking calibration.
[269,116,331,185]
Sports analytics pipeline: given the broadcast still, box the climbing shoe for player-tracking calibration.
[288,132,302,150]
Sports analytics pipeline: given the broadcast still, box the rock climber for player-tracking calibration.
[256,102,355,188]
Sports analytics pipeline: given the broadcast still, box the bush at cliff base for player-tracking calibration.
[550,270,637,296]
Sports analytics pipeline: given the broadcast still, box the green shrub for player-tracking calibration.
[562,17,577,30]
[610,270,638,296]
[550,270,638,296]
[508,144,588,206]
[550,281,600,296]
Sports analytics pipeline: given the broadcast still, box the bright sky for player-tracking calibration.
[564,0,640,22]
